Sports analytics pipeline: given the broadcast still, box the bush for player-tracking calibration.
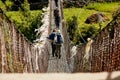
[15,11,42,42]
[63,1,87,8]
[66,15,98,45]
[6,2,42,42]
[79,25,98,43]
[66,16,78,43]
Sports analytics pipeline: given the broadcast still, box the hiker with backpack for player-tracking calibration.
[54,0,58,7]
[47,29,63,59]
[54,30,63,59]
[54,7,60,29]
[47,29,57,57]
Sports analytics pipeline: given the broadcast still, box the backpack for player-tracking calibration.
[54,33,63,45]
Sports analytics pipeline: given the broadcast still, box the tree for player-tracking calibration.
[67,16,78,43]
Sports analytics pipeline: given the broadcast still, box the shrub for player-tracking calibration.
[79,25,98,43]
[66,15,98,45]
[66,16,78,43]
[6,0,42,42]
[63,1,87,8]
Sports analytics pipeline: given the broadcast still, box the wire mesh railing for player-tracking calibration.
[0,8,49,73]
[74,14,120,72]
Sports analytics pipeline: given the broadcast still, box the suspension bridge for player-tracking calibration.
[0,0,120,80]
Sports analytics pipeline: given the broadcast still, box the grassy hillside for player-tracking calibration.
[86,2,119,12]
[6,10,42,42]
[6,10,42,26]
[64,2,119,28]
[0,0,43,42]
[64,2,120,44]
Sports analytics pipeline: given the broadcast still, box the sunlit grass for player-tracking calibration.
[86,2,119,12]
[64,2,119,29]
[6,10,42,24]
[64,8,111,29]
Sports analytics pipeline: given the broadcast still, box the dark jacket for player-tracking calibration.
[48,32,57,40]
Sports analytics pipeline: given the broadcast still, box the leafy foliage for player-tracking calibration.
[6,10,42,42]
[64,2,119,45]
[66,16,98,45]
[63,1,87,8]
[6,0,42,42]
[67,16,78,43]
[86,2,119,12]
[0,0,14,11]
[79,25,97,43]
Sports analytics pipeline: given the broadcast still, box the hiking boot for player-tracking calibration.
[58,55,61,59]
[55,54,58,57]
[52,55,54,57]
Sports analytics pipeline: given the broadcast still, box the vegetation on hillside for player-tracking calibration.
[0,0,48,11]
[0,0,119,44]
[1,0,42,42]
[86,2,119,12]
[64,2,119,45]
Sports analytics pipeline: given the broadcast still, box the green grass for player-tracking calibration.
[6,10,42,25]
[64,8,111,29]
[86,2,119,12]
[64,2,120,44]
[64,2,119,29]
[6,11,23,24]
[5,10,42,41]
